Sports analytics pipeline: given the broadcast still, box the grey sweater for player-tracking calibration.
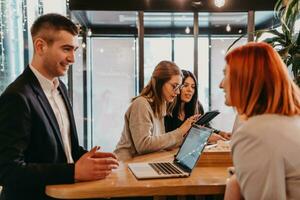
[114,96,184,161]
[231,114,300,200]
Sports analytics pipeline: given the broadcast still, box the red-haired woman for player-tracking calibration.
[221,42,300,199]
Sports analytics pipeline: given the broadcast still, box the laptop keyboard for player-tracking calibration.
[149,162,183,175]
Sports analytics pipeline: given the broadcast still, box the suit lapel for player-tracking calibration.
[25,67,65,151]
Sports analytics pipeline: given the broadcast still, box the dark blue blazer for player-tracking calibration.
[0,67,86,200]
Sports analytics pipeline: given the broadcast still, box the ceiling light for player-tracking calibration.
[185,26,191,34]
[226,24,231,32]
[214,0,225,8]
[119,15,124,22]
[192,1,203,8]
[87,28,92,36]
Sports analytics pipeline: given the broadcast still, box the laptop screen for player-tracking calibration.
[175,126,212,170]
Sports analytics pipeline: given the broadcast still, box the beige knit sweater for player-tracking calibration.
[114,96,184,161]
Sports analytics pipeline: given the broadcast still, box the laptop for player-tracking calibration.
[128,125,213,179]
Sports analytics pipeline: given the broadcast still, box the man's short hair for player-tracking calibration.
[31,13,79,44]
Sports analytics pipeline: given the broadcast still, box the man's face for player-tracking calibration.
[41,30,78,80]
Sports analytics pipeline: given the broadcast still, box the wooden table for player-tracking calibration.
[46,149,231,199]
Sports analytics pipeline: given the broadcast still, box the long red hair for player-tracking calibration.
[225,42,300,117]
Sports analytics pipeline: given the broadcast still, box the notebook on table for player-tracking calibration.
[128,125,213,179]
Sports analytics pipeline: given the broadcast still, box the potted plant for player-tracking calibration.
[228,0,300,86]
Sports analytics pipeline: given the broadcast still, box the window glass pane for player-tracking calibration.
[144,38,172,84]
[198,37,209,112]
[144,12,193,29]
[91,38,136,151]
[255,11,278,41]
[72,37,84,146]
[210,37,247,132]
[173,37,209,112]
[0,0,24,94]
[295,18,300,33]
[174,38,193,72]
[42,0,66,15]
[208,12,248,132]
[26,0,43,63]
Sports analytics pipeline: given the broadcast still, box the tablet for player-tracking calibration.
[195,110,220,125]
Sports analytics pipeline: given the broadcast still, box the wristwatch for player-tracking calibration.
[213,128,221,134]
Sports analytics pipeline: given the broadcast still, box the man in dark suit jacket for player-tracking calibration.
[0,13,119,200]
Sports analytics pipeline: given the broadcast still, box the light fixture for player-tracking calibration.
[82,42,86,49]
[192,1,203,7]
[185,26,191,34]
[214,0,225,8]
[87,28,92,36]
[226,24,231,32]
[238,29,242,34]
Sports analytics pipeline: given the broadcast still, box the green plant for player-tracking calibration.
[228,0,300,86]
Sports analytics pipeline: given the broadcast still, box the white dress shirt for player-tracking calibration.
[30,65,74,163]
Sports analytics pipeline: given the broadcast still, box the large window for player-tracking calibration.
[70,10,278,147]
[144,38,172,84]
[197,38,209,111]
[0,0,25,93]
[210,37,247,132]
[0,0,68,95]
[199,12,248,132]
[90,38,136,151]
[174,38,194,72]
[143,36,209,111]
[72,37,85,146]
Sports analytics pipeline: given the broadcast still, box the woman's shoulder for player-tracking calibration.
[132,96,150,105]
[129,96,152,111]
[234,114,300,140]
[231,114,300,165]
[246,114,300,128]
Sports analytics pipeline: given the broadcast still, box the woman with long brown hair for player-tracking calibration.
[114,61,198,161]
[221,42,300,199]
[165,69,231,142]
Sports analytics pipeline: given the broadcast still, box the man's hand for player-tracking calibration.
[74,146,119,182]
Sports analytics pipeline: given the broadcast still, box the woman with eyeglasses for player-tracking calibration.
[222,42,300,199]
[114,61,199,161]
[165,70,231,143]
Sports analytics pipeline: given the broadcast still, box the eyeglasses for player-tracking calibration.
[168,83,184,92]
